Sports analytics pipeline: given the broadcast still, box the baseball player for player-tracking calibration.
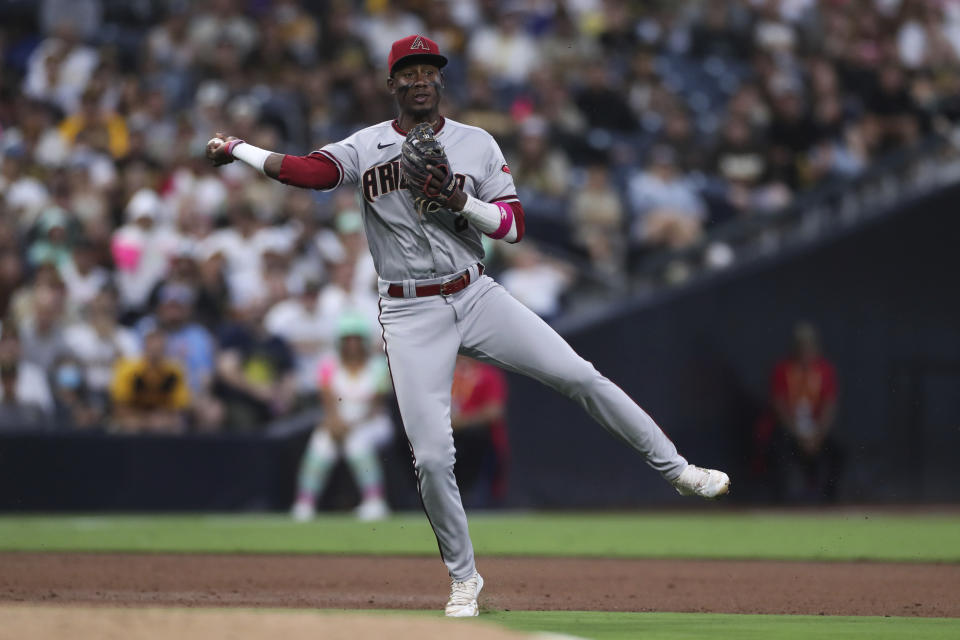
[291,311,393,522]
[208,34,730,618]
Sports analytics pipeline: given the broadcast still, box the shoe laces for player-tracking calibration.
[448,576,477,606]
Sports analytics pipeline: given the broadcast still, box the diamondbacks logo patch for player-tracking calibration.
[410,36,430,52]
[501,164,511,174]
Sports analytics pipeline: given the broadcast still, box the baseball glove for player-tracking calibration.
[400,123,456,216]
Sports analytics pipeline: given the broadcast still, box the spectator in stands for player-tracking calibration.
[2,98,68,169]
[510,116,571,212]
[803,93,866,187]
[1,148,50,229]
[450,356,509,508]
[214,297,296,432]
[316,4,369,88]
[63,286,139,409]
[766,83,815,190]
[27,206,75,270]
[0,240,26,320]
[39,0,102,43]
[138,282,222,431]
[726,82,772,131]
[866,64,923,151]
[60,238,110,318]
[22,22,99,114]
[109,327,190,435]
[896,1,960,70]
[458,71,515,139]
[658,108,705,174]
[689,1,753,60]
[710,115,791,218]
[147,244,225,330]
[17,276,67,371]
[422,0,469,63]
[196,246,233,330]
[357,4,424,67]
[200,202,270,306]
[316,258,380,343]
[291,311,393,522]
[265,279,327,403]
[570,163,626,277]
[0,322,53,428]
[8,263,62,329]
[576,65,637,134]
[767,322,844,503]
[270,0,320,66]
[334,207,378,297]
[538,4,600,77]
[187,0,260,66]
[58,87,130,160]
[50,353,101,430]
[628,145,707,249]
[281,189,326,278]
[499,243,575,323]
[111,188,173,314]
[467,9,539,87]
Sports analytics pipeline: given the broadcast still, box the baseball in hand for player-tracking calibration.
[208,137,224,150]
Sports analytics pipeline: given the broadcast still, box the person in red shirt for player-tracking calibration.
[450,356,509,507]
[767,322,844,502]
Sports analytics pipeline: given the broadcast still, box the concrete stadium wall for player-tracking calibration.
[504,183,960,506]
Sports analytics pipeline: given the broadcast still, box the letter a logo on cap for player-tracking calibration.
[410,35,431,51]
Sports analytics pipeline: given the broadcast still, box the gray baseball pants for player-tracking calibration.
[378,270,687,580]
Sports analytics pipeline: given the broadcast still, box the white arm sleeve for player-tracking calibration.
[230,142,272,174]
[460,194,518,243]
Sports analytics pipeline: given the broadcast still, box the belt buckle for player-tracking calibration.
[440,272,468,296]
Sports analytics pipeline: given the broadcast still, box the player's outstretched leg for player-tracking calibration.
[457,278,729,497]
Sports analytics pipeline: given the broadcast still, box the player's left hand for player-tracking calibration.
[401,123,461,215]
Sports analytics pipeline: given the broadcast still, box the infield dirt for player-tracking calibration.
[1,553,958,618]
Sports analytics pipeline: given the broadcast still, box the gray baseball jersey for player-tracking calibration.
[317,117,518,282]
[316,117,688,582]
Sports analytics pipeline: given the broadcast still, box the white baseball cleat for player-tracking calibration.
[291,499,315,522]
[354,497,390,521]
[671,464,730,499]
[445,572,484,617]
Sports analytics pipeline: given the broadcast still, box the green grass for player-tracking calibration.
[0,512,958,561]
[480,610,960,640]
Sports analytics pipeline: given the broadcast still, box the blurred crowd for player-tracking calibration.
[1,0,959,432]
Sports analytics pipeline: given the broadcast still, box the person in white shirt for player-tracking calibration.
[63,286,140,400]
[0,323,53,428]
[499,243,575,323]
[60,240,110,318]
[264,280,330,397]
[111,188,176,312]
[291,311,393,522]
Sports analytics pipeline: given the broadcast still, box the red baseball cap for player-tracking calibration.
[388,34,448,76]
